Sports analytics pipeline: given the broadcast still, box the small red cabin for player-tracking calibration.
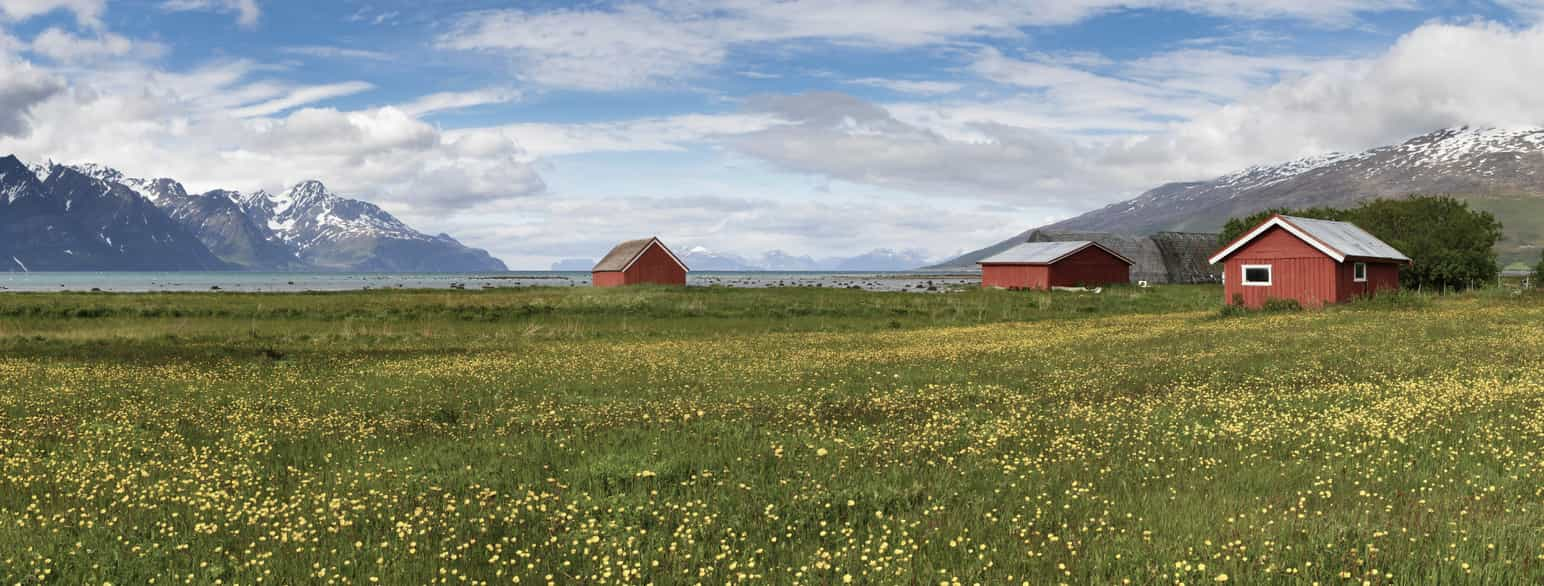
[592,237,688,287]
[977,241,1133,290]
[1209,215,1410,308]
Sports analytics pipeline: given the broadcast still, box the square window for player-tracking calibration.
[1242,265,1272,286]
[1354,262,1368,282]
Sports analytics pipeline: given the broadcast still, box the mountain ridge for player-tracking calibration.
[2,155,507,272]
[932,127,1544,269]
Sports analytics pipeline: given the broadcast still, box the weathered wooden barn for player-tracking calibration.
[1209,215,1410,308]
[592,237,689,288]
[978,241,1134,290]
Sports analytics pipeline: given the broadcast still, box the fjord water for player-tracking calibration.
[0,271,974,292]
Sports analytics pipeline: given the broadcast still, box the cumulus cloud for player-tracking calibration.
[730,92,1127,204]
[720,21,1544,210]
[437,0,1412,90]
[0,58,546,213]
[159,0,260,28]
[0,57,63,137]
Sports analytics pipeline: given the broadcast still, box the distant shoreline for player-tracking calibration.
[0,271,979,293]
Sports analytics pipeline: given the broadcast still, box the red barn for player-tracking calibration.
[592,237,689,288]
[1209,215,1410,308]
[977,241,1133,290]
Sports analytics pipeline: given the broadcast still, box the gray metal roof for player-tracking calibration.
[1281,216,1411,262]
[978,241,1132,265]
[593,237,689,272]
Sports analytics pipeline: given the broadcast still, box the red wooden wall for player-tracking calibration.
[594,242,686,287]
[1335,260,1401,302]
[1046,246,1130,287]
[982,265,1050,289]
[981,246,1129,290]
[592,271,627,287]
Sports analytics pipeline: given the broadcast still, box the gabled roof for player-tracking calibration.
[978,241,1135,266]
[593,237,690,272]
[1209,215,1411,265]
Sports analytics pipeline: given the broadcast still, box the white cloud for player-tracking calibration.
[730,92,1130,204]
[399,88,520,117]
[1114,21,1544,176]
[279,45,393,61]
[29,28,166,62]
[479,113,784,158]
[159,0,260,28]
[438,5,725,90]
[437,0,1413,90]
[0,0,105,28]
[846,78,964,95]
[439,191,1026,269]
[716,20,1544,213]
[0,57,546,215]
[228,81,374,118]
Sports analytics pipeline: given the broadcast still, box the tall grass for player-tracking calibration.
[0,284,1540,583]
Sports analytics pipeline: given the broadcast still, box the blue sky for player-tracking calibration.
[2,1,1544,267]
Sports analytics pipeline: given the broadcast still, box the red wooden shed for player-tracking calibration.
[1209,215,1410,308]
[592,237,689,288]
[977,241,1133,290]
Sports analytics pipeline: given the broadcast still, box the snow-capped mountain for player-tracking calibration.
[1,155,507,272]
[935,127,1544,269]
[0,156,228,271]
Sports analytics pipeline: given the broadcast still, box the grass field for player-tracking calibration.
[2,284,1543,584]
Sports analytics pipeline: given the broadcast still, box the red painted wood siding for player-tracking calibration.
[982,265,1050,289]
[1336,260,1401,302]
[593,242,686,287]
[1223,226,1338,308]
[1046,246,1130,287]
[981,246,1129,290]
[592,271,627,287]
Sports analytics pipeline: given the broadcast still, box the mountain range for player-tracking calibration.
[932,127,1544,270]
[0,155,505,272]
[679,247,933,271]
[551,248,934,271]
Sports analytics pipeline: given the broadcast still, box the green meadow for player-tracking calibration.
[1,284,1543,584]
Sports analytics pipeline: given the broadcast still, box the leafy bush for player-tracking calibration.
[1260,298,1303,312]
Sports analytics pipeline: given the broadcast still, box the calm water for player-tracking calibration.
[0,271,976,293]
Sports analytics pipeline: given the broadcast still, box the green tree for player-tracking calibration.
[1219,196,1502,292]
[1535,249,1544,289]
[1351,196,1501,291]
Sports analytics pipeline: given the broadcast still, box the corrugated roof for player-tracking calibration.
[1281,216,1411,262]
[979,241,1133,265]
[593,238,656,272]
[1211,215,1411,264]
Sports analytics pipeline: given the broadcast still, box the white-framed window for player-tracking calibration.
[1353,262,1368,282]
[1241,264,1273,286]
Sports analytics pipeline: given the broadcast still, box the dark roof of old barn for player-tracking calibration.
[593,237,689,272]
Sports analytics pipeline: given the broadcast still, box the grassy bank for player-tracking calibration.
[1,285,1543,583]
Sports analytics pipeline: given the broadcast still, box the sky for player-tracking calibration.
[3,1,1544,268]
